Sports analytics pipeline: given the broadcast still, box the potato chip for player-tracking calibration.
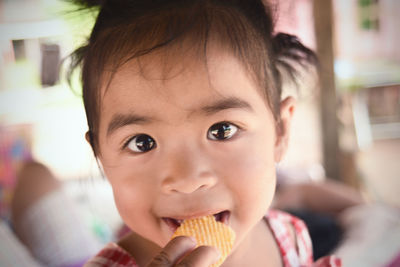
[171,215,235,267]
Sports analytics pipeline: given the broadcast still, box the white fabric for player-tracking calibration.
[18,189,103,267]
[0,220,42,267]
[334,203,400,267]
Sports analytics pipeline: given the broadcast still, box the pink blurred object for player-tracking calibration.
[386,252,400,267]
[0,124,32,219]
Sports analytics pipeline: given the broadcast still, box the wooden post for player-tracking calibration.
[313,0,340,180]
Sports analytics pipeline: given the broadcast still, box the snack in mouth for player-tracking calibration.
[171,215,236,267]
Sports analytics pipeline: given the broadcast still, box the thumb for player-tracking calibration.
[147,236,196,266]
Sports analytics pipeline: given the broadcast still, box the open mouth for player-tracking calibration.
[163,210,230,232]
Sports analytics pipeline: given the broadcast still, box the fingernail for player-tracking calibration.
[213,247,221,260]
[188,236,197,245]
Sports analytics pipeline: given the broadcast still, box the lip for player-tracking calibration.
[162,210,231,233]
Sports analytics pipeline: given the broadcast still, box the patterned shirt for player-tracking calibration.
[85,210,341,267]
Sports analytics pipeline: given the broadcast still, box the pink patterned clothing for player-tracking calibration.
[85,210,341,267]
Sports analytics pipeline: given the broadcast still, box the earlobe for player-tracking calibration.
[274,96,296,162]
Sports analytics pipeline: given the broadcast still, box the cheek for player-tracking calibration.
[104,166,158,231]
[110,177,171,245]
[217,133,277,211]
[230,152,276,212]
[111,178,149,223]
[112,180,147,217]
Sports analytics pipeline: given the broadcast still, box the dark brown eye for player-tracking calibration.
[127,134,156,152]
[207,122,238,141]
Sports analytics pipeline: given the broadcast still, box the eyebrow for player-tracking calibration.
[200,96,253,115]
[107,113,154,137]
[106,96,253,137]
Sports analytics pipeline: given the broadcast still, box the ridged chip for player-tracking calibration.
[171,215,235,267]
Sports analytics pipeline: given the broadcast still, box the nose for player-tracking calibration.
[160,146,217,194]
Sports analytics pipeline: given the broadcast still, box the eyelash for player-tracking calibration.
[121,121,242,153]
[207,121,241,141]
[122,135,146,149]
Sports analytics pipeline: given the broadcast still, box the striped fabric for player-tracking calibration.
[267,210,341,267]
[85,243,138,267]
[85,210,341,267]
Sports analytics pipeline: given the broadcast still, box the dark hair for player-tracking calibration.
[68,0,316,156]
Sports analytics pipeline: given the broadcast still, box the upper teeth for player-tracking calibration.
[173,213,224,225]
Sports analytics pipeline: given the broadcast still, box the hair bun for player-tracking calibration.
[272,32,317,64]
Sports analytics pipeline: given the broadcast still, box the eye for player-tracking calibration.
[207,122,239,141]
[126,134,156,153]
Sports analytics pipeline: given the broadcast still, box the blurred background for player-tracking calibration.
[0,0,399,266]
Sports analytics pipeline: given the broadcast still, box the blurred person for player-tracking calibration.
[273,173,365,260]
[9,161,102,267]
[274,167,400,267]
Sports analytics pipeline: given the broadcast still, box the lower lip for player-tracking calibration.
[163,217,180,233]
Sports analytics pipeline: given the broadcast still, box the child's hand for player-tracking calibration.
[146,236,220,267]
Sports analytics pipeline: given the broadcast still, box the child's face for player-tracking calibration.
[96,47,291,252]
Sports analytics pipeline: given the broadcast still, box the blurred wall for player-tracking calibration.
[335,0,400,62]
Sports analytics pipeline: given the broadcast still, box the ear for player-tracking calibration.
[85,131,91,144]
[85,131,101,159]
[274,96,296,162]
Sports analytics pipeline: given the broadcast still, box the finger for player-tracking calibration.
[147,236,196,267]
[176,245,220,267]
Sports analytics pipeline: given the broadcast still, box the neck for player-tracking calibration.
[221,218,282,267]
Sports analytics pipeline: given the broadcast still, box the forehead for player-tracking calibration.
[99,47,268,125]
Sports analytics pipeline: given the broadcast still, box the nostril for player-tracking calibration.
[162,173,217,194]
[199,184,208,189]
